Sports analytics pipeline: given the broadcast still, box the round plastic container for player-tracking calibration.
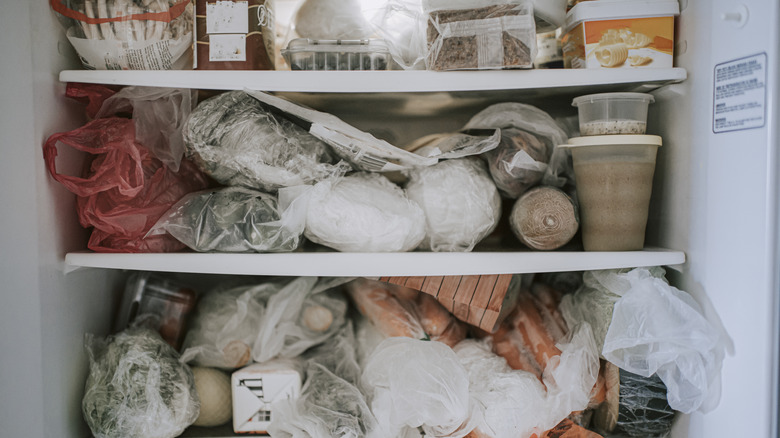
[563,134,662,251]
[572,93,655,135]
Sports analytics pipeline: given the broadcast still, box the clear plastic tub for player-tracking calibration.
[282,38,392,71]
[562,134,662,251]
[572,92,655,135]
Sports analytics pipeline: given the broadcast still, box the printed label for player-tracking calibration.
[713,53,767,133]
[207,1,249,34]
[209,34,247,61]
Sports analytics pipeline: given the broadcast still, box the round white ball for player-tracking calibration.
[406,158,501,252]
[191,367,233,427]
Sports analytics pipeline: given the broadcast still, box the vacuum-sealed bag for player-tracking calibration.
[50,0,194,70]
[183,91,349,192]
[82,328,200,438]
[148,186,309,253]
[305,173,426,252]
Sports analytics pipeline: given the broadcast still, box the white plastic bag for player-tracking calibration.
[293,0,376,39]
[147,186,310,253]
[598,268,725,414]
[367,0,429,70]
[305,173,426,252]
[362,338,472,438]
[405,158,501,252]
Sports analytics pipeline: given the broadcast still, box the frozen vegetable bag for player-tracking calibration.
[423,0,537,71]
[50,0,194,70]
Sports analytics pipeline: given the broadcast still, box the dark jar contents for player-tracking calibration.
[195,0,275,70]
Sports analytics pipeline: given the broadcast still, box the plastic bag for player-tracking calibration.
[423,0,536,71]
[183,90,349,192]
[95,86,195,171]
[305,173,426,252]
[50,0,193,70]
[268,324,378,438]
[43,117,210,252]
[82,328,200,438]
[405,158,501,252]
[558,271,620,356]
[596,268,725,414]
[484,128,550,199]
[181,277,349,369]
[148,186,310,253]
[463,102,572,190]
[367,0,428,70]
[362,337,472,438]
[293,0,375,39]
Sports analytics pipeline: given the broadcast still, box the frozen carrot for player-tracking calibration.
[512,292,562,370]
[346,278,426,340]
[490,323,543,379]
[530,282,569,339]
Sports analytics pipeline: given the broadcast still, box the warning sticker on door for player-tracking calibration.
[713,53,767,133]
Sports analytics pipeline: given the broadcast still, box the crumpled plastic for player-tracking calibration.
[561,267,726,414]
[268,323,378,438]
[43,116,210,252]
[293,0,376,39]
[147,186,310,253]
[464,102,572,191]
[95,86,195,172]
[484,128,551,199]
[82,328,200,438]
[305,173,426,252]
[361,338,473,438]
[183,90,350,192]
[366,0,428,70]
[180,277,349,369]
[405,158,501,252]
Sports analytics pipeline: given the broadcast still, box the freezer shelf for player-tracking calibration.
[65,248,685,277]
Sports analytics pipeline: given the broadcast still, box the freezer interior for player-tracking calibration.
[1,0,778,437]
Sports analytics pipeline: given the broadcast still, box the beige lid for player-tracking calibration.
[564,134,663,147]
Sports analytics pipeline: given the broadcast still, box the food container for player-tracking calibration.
[561,0,679,69]
[282,38,392,71]
[195,0,275,70]
[114,272,197,350]
[232,360,303,434]
[423,0,537,71]
[535,29,564,69]
[573,92,655,135]
[562,135,662,251]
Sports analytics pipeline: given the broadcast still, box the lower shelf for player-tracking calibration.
[64,248,685,277]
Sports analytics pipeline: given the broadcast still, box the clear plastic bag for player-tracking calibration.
[405,158,501,252]
[597,268,726,414]
[305,173,426,252]
[96,86,195,172]
[50,0,194,70]
[463,102,572,190]
[423,0,537,71]
[293,0,376,39]
[361,338,472,438]
[367,0,429,70]
[484,128,550,199]
[183,91,350,192]
[147,186,310,253]
[82,328,200,438]
[268,324,378,438]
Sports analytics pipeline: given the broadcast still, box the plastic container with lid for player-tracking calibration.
[561,0,679,69]
[282,38,392,71]
[562,135,662,251]
[573,92,655,135]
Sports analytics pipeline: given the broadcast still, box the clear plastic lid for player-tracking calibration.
[572,92,655,107]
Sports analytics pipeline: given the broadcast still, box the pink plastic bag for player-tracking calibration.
[43,116,210,252]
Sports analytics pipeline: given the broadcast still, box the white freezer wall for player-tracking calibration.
[651,0,780,436]
[0,0,125,437]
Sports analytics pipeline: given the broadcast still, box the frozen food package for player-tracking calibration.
[183,90,350,192]
[147,186,309,253]
[293,0,375,39]
[405,158,501,252]
[43,117,210,253]
[82,328,200,438]
[95,86,195,172]
[362,337,472,438]
[509,186,579,251]
[268,324,378,438]
[484,128,550,199]
[304,173,426,252]
[406,129,501,160]
[423,0,537,71]
[558,271,620,356]
[50,0,194,70]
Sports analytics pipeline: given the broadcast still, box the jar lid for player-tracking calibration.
[564,0,680,34]
[572,92,655,107]
[563,135,663,147]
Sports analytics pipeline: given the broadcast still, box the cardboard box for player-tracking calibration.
[231,360,302,434]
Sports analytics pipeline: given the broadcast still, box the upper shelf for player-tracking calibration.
[59,68,687,94]
[65,248,685,277]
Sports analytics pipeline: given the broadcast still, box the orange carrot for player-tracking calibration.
[346,278,426,339]
[512,292,563,370]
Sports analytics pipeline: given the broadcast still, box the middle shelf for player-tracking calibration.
[65,248,685,277]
